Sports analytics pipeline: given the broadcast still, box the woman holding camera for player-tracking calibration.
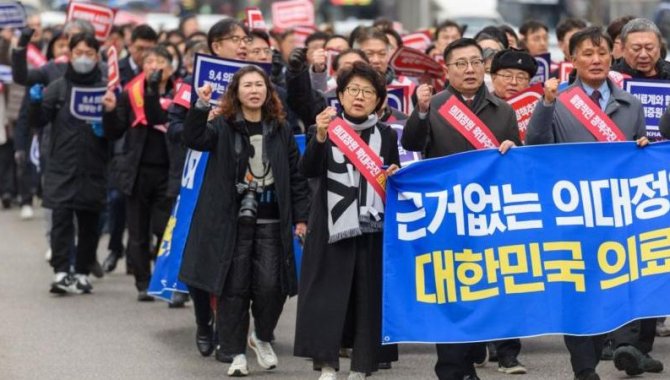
[181,65,309,377]
[294,62,400,380]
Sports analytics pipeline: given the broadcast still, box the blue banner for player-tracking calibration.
[0,2,25,29]
[69,87,106,122]
[148,149,210,301]
[383,142,670,344]
[530,53,550,86]
[624,78,670,141]
[192,54,272,106]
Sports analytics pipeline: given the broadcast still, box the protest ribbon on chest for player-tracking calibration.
[328,117,387,201]
[558,86,626,142]
[173,82,192,109]
[507,84,543,142]
[438,96,500,149]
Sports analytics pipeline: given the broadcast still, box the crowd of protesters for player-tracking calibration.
[2,7,670,380]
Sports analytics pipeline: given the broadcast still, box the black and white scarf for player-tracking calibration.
[327,114,385,243]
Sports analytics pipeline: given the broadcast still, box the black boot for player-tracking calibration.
[101,251,122,273]
[196,325,215,357]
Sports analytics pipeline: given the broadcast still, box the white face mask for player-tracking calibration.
[484,73,494,92]
[171,59,179,73]
[72,56,97,74]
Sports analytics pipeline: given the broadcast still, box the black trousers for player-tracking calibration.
[126,165,171,291]
[435,343,486,380]
[564,334,608,376]
[189,285,213,327]
[0,140,15,197]
[107,187,126,254]
[610,319,657,354]
[50,207,100,275]
[494,338,521,361]
[218,222,286,356]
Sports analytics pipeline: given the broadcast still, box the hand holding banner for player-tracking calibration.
[70,87,107,122]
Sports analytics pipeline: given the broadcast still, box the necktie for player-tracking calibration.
[465,98,474,108]
[589,90,602,110]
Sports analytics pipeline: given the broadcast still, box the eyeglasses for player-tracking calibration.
[345,86,376,99]
[446,58,484,71]
[494,72,530,83]
[218,35,253,45]
[249,47,272,56]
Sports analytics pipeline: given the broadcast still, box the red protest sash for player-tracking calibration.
[506,84,543,142]
[438,96,500,149]
[173,82,192,109]
[558,87,626,142]
[125,73,172,127]
[328,118,387,201]
[27,44,46,67]
[126,73,146,127]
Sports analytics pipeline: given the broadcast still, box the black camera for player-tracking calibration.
[238,181,259,225]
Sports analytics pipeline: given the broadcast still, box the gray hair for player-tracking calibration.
[63,19,95,37]
[619,18,662,46]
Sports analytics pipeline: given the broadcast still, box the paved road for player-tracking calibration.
[1,206,669,379]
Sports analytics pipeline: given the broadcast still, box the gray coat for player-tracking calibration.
[526,78,646,144]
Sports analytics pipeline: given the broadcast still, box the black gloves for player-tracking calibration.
[17,28,34,48]
[146,69,162,96]
[287,48,307,72]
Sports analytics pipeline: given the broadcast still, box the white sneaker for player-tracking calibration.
[227,354,249,377]
[319,367,337,380]
[45,248,52,262]
[73,274,93,294]
[20,205,34,220]
[347,371,366,380]
[248,331,278,369]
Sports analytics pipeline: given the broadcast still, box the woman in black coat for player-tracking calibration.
[294,62,400,380]
[181,65,309,377]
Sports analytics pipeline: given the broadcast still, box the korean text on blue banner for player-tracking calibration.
[69,87,106,122]
[0,2,26,29]
[624,78,670,140]
[192,54,272,106]
[383,142,670,344]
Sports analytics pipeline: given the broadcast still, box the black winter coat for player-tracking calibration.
[104,79,178,196]
[402,85,522,158]
[178,106,309,296]
[294,122,399,362]
[30,73,112,211]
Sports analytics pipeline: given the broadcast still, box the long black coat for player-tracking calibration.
[30,76,112,211]
[104,79,178,196]
[178,106,309,296]
[294,122,399,364]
